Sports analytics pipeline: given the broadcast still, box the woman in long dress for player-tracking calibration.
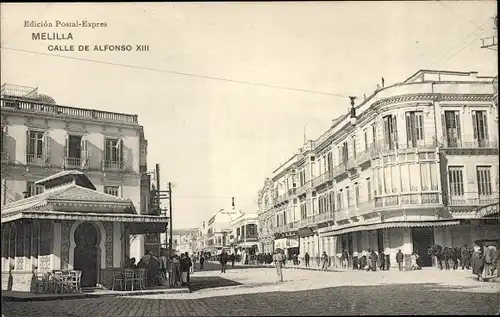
[471,245,485,281]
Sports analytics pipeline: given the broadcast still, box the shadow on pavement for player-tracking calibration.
[188,276,243,292]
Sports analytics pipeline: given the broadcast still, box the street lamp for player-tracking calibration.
[349,96,357,126]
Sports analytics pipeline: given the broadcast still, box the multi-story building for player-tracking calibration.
[257,70,499,268]
[0,83,153,261]
[229,212,259,253]
[170,228,198,255]
[257,178,277,254]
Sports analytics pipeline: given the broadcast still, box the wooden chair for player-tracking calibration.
[123,269,135,291]
[111,269,124,291]
[134,269,146,290]
[69,270,82,293]
[34,272,46,294]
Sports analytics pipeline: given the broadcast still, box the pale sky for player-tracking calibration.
[1,2,497,229]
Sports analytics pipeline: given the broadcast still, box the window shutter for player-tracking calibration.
[64,134,69,158]
[455,112,461,145]
[472,111,478,141]
[119,138,124,163]
[441,113,446,145]
[482,112,489,141]
[392,115,398,149]
[44,132,50,164]
[405,113,412,146]
[26,130,30,160]
[81,136,88,168]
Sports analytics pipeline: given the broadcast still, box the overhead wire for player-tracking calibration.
[0,46,352,99]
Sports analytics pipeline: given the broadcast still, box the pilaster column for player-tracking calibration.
[52,222,62,271]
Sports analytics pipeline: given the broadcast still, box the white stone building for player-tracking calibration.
[257,70,499,268]
[0,83,155,262]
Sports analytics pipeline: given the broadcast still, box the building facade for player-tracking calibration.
[0,84,153,261]
[257,70,499,268]
[229,212,259,253]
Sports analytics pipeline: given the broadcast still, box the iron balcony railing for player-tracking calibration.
[331,162,347,178]
[26,153,49,167]
[446,192,499,206]
[1,96,139,125]
[101,160,125,172]
[296,182,310,196]
[439,135,499,149]
[62,156,90,170]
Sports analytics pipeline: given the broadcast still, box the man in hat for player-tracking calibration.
[273,248,284,282]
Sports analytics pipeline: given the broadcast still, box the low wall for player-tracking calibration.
[1,271,34,292]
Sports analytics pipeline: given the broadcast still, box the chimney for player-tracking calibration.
[381,77,385,88]
[232,197,235,209]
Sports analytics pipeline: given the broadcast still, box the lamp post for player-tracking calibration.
[349,96,357,126]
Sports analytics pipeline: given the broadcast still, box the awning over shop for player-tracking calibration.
[476,203,499,218]
[320,219,461,237]
[238,241,258,249]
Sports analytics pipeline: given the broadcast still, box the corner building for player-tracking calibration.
[257,70,499,268]
[0,84,155,263]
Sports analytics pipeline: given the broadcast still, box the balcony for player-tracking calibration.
[331,162,347,178]
[440,136,498,150]
[312,173,331,188]
[356,149,371,166]
[446,193,499,206]
[101,160,125,172]
[26,153,49,167]
[63,156,89,170]
[296,182,310,196]
[374,192,442,209]
[1,95,139,125]
[1,151,9,164]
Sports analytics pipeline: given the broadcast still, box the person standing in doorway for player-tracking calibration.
[396,249,404,271]
[273,249,284,282]
[304,252,310,267]
[219,250,228,273]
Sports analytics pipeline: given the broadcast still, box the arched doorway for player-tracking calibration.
[73,222,99,287]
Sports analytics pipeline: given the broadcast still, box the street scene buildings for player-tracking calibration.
[257,69,499,268]
[1,2,498,317]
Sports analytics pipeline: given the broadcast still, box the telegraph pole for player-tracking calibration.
[155,164,161,255]
[168,182,173,258]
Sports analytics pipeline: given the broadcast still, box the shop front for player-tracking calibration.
[1,171,169,292]
[274,237,299,260]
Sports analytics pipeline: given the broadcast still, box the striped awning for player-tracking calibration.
[319,219,461,237]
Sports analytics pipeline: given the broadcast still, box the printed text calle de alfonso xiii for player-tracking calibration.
[26,21,150,52]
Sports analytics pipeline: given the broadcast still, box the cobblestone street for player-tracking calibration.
[2,267,499,316]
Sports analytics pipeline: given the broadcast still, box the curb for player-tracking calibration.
[1,288,190,302]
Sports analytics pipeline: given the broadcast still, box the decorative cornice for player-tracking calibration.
[24,117,50,130]
[64,121,88,135]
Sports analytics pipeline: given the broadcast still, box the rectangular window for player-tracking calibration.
[337,191,343,210]
[366,178,372,201]
[406,111,424,148]
[477,166,492,196]
[342,142,348,163]
[104,138,122,162]
[472,110,489,147]
[346,187,351,207]
[327,152,333,174]
[352,136,357,159]
[364,129,368,151]
[354,183,359,206]
[312,198,317,214]
[444,111,461,147]
[383,115,398,150]
[448,166,464,196]
[372,123,377,146]
[26,182,44,197]
[104,186,120,197]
